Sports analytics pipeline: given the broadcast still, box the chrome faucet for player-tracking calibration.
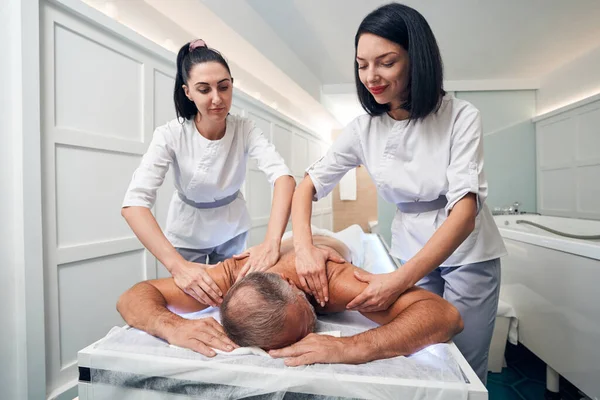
[512,201,520,214]
[492,201,523,215]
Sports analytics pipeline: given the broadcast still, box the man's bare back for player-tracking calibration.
[151,235,434,326]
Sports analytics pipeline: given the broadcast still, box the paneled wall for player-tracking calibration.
[535,96,600,220]
[39,0,331,396]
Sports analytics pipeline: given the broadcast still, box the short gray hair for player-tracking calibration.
[220,272,298,349]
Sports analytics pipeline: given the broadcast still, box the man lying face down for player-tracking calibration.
[117,235,464,366]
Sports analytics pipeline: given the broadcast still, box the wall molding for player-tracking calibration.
[533,92,600,123]
[444,79,540,92]
[483,119,533,137]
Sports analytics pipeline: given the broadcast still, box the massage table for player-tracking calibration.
[78,233,488,399]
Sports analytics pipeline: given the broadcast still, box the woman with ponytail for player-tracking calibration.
[122,40,295,319]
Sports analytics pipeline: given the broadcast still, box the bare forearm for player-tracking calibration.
[291,177,316,249]
[121,206,184,273]
[351,299,463,362]
[400,194,477,286]
[264,175,295,244]
[116,282,183,341]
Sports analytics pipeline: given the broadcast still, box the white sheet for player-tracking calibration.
[89,308,468,400]
[497,300,518,345]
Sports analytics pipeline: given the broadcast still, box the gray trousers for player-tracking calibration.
[176,231,248,265]
[415,258,501,385]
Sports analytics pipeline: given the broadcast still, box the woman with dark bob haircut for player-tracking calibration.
[290,3,506,384]
[121,39,296,355]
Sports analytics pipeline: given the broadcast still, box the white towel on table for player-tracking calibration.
[169,331,341,357]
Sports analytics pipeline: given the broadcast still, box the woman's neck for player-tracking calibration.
[387,107,410,121]
[194,113,226,140]
[387,98,410,121]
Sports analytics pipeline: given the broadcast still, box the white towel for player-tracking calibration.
[339,168,357,201]
[497,300,518,345]
[169,331,341,357]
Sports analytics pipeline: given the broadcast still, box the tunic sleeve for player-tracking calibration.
[122,126,174,209]
[445,107,487,215]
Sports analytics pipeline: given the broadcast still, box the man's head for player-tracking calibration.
[220,272,316,350]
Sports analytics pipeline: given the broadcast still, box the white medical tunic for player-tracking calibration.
[123,114,292,249]
[307,95,507,266]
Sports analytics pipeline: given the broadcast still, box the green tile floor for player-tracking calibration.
[487,342,585,400]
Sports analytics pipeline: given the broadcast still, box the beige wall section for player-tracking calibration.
[330,130,378,232]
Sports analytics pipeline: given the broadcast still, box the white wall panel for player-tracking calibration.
[58,250,145,367]
[321,213,333,231]
[536,97,600,219]
[54,24,142,141]
[41,3,180,395]
[291,134,308,176]
[272,124,293,167]
[539,169,576,212]
[538,117,574,168]
[311,215,320,228]
[248,169,272,218]
[577,165,600,213]
[248,111,271,138]
[249,225,268,247]
[230,103,244,116]
[153,70,176,128]
[308,141,321,165]
[576,107,600,162]
[55,145,141,247]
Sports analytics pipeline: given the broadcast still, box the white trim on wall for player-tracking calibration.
[444,79,540,92]
[16,0,46,398]
[533,92,600,122]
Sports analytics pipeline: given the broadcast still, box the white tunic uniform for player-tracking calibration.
[123,114,291,249]
[307,95,506,266]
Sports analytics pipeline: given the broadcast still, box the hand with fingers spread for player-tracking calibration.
[165,317,238,357]
[172,261,223,307]
[346,270,410,313]
[233,240,281,282]
[294,245,345,307]
[269,333,363,366]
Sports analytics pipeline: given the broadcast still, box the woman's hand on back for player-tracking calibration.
[234,240,281,281]
[172,261,223,307]
[294,244,345,307]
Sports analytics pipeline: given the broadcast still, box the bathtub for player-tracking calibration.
[494,215,600,399]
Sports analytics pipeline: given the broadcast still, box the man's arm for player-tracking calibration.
[328,261,463,361]
[352,287,463,362]
[116,261,240,356]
